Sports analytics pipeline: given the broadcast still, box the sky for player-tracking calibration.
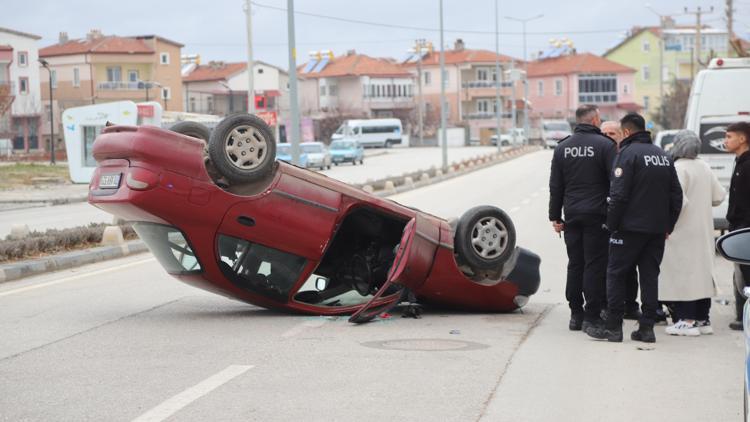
[3,0,749,69]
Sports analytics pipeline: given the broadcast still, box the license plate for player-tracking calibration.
[99,173,121,189]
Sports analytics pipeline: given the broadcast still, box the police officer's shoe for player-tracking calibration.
[581,318,605,333]
[631,324,656,343]
[623,306,641,320]
[569,313,584,331]
[729,320,744,331]
[585,325,623,342]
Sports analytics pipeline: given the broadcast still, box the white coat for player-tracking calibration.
[659,158,726,301]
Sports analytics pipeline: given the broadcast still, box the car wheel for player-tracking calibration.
[327,164,331,170]
[208,114,276,184]
[334,162,339,166]
[170,121,210,142]
[360,159,364,165]
[454,205,516,270]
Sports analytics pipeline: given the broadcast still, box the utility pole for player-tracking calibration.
[684,6,713,77]
[245,0,256,114]
[645,5,667,120]
[506,14,543,145]
[494,0,503,152]
[726,0,734,55]
[413,39,427,147]
[439,0,447,171]
[286,0,301,165]
[510,59,516,132]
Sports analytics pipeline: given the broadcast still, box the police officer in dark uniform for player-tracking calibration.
[549,105,617,332]
[587,113,682,343]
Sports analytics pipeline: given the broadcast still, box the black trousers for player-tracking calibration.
[734,263,750,321]
[625,270,639,310]
[671,298,711,321]
[564,220,608,321]
[606,231,665,328]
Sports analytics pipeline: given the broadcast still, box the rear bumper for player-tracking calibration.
[506,247,541,298]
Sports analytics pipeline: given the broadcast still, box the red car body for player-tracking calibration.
[88,125,540,319]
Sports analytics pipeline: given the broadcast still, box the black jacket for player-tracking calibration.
[606,131,683,234]
[728,150,750,230]
[549,124,617,224]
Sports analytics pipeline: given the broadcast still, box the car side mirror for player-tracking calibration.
[717,228,750,264]
[315,276,329,291]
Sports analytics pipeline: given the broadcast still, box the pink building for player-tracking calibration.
[527,52,638,123]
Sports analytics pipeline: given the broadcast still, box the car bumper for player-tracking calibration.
[505,247,541,303]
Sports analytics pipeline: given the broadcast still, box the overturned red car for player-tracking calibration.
[88,115,540,322]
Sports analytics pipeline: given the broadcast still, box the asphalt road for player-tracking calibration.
[0,149,742,421]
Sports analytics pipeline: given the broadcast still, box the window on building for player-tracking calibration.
[160,52,170,65]
[73,68,80,87]
[190,97,196,112]
[320,85,327,96]
[50,70,57,88]
[642,65,650,81]
[555,79,563,96]
[207,96,213,113]
[477,99,490,113]
[161,87,171,100]
[128,70,139,83]
[642,40,651,52]
[643,96,650,110]
[424,71,431,86]
[387,84,392,97]
[363,84,368,98]
[477,68,489,81]
[577,73,618,104]
[19,77,28,94]
[623,83,629,94]
[328,85,338,96]
[537,80,544,97]
[106,66,122,82]
[257,68,264,74]
[18,51,28,67]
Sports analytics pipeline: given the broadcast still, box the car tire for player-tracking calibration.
[170,121,210,142]
[334,162,339,166]
[327,164,331,170]
[454,205,516,270]
[208,114,276,184]
[360,159,364,165]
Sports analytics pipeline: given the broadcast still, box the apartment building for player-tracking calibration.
[0,27,43,152]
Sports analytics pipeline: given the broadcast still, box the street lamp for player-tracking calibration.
[494,0,503,152]
[645,4,667,115]
[505,14,543,145]
[286,0,302,166]
[439,0,448,171]
[38,58,55,165]
[219,81,234,114]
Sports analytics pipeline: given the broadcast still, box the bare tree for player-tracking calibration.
[654,79,691,130]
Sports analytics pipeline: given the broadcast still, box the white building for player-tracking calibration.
[0,27,43,152]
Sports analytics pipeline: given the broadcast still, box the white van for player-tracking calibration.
[331,118,403,148]
[685,57,750,231]
[541,120,573,149]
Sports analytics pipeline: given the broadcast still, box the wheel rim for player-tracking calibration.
[470,216,508,259]
[223,125,268,171]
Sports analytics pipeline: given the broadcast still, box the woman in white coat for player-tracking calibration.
[660,130,726,336]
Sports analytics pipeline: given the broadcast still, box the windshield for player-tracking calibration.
[301,144,324,153]
[331,141,354,149]
[133,223,201,274]
[334,125,346,135]
[277,145,291,155]
[217,234,307,302]
[544,123,570,131]
[659,134,676,151]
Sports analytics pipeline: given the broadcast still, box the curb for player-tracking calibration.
[0,240,148,284]
[0,195,88,206]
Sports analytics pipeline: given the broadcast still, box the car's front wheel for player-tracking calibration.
[454,206,516,271]
[208,114,276,184]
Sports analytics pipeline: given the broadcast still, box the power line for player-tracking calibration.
[250,1,629,36]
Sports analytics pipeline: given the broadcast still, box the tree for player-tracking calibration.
[654,79,691,130]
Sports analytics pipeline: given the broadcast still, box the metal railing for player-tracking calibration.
[464,111,512,120]
[462,80,513,89]
[97,81,142,91]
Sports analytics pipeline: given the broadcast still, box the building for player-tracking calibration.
[401,39,520,142]
[182,60,289,126]
[604,23,732,120]
[297,50,415,119]
[38,30,184,148]
[0,27,43,152]
[526,52,637,123]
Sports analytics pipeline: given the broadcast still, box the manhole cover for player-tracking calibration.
[361,338,489,352]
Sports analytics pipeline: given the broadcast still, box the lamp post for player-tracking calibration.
[220,81,234,114]
[286,0,302,166]
[505,14,543,145]
[38,58,55,165]
[244,0,256,114]
[439,0,448,171]
[494,0,503,152]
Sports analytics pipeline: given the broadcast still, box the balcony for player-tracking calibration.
[464,111,512,120]
[462,80,513,89]
[97,81,159,91]
[462,80,514,99]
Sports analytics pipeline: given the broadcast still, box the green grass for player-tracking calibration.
[0,163,71,189]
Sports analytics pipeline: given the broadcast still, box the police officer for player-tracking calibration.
[587,113,682,343]
[549,105,617,332]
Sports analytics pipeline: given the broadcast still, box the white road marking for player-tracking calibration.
[521,198,531,205]
[531,192,540,198]
[132,365,254,422]
[0,258,156,299]
[509,207,521,214]
[281,318,330,338]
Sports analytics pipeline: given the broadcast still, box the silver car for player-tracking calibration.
[301,142,332,170]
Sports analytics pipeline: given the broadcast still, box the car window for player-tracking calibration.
[217,234,307,302]
[302,144,323,153]
[659,134,676,151]
[133,223,201,274]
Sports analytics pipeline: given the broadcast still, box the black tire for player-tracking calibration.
[454,205,516,270]
[327,164,331,170]
[170,121,210,142]
[359,159,364,165]
[208,114,276,184]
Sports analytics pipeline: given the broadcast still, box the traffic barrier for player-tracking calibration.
[101,226,125,246]
[9,224,30,240]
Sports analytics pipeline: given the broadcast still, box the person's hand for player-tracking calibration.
[552,221,564,234]
[666,233,670,240]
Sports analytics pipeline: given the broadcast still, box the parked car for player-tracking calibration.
[541,120,572,149]
[301,142,332,170]
[331,118,403,148]
[88,114,540,323]
[490,128,526,147]
[654,129,680,152]
[330,139,364,165]
[715,228,750,422]
[276,143,309,168]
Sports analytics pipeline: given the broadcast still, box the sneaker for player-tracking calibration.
[569,313,583,331]
[665,320,700,337]
[695,320,713,335]
[586,325,623,342]
[631,324,656,343]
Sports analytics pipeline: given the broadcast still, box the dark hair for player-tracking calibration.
[620,113,646,133]
[727,122,750,142]
[575,105,598,124]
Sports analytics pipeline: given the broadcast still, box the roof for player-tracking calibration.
[409,48,517,66]
[0,27,41,40]
[183,60,288,82]
[527,53,635,77]
[299,54,412,78]
[133,35,184,48]
[0,45,13,51]
[40,35,155,57]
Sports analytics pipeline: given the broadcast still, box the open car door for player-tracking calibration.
[348,215,439,323]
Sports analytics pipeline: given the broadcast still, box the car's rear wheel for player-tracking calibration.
[208,114,276,183]
[170,121,210,142]
[455,206,516,270]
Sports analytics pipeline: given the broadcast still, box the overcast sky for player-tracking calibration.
[4,0,748,68]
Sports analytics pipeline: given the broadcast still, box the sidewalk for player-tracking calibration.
[0,183,89,205]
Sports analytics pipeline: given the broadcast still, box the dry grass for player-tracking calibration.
[0,163,71,189]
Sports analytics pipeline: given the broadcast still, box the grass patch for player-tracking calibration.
[0,163,71,189]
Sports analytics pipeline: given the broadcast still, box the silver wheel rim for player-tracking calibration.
[470,216,508,259]
[223,125,268,171]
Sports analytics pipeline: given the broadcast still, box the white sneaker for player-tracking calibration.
[665,320,701,336]
[695,320,714,335]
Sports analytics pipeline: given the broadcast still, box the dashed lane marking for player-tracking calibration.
[281,318,330,338]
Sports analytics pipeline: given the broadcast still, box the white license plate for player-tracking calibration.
[99,173,121,189]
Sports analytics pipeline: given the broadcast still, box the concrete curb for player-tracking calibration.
[0,195,88,205]
[0,240,148,284]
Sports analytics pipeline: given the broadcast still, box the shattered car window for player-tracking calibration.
[133,223,201,274]
[217,235,306,302]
